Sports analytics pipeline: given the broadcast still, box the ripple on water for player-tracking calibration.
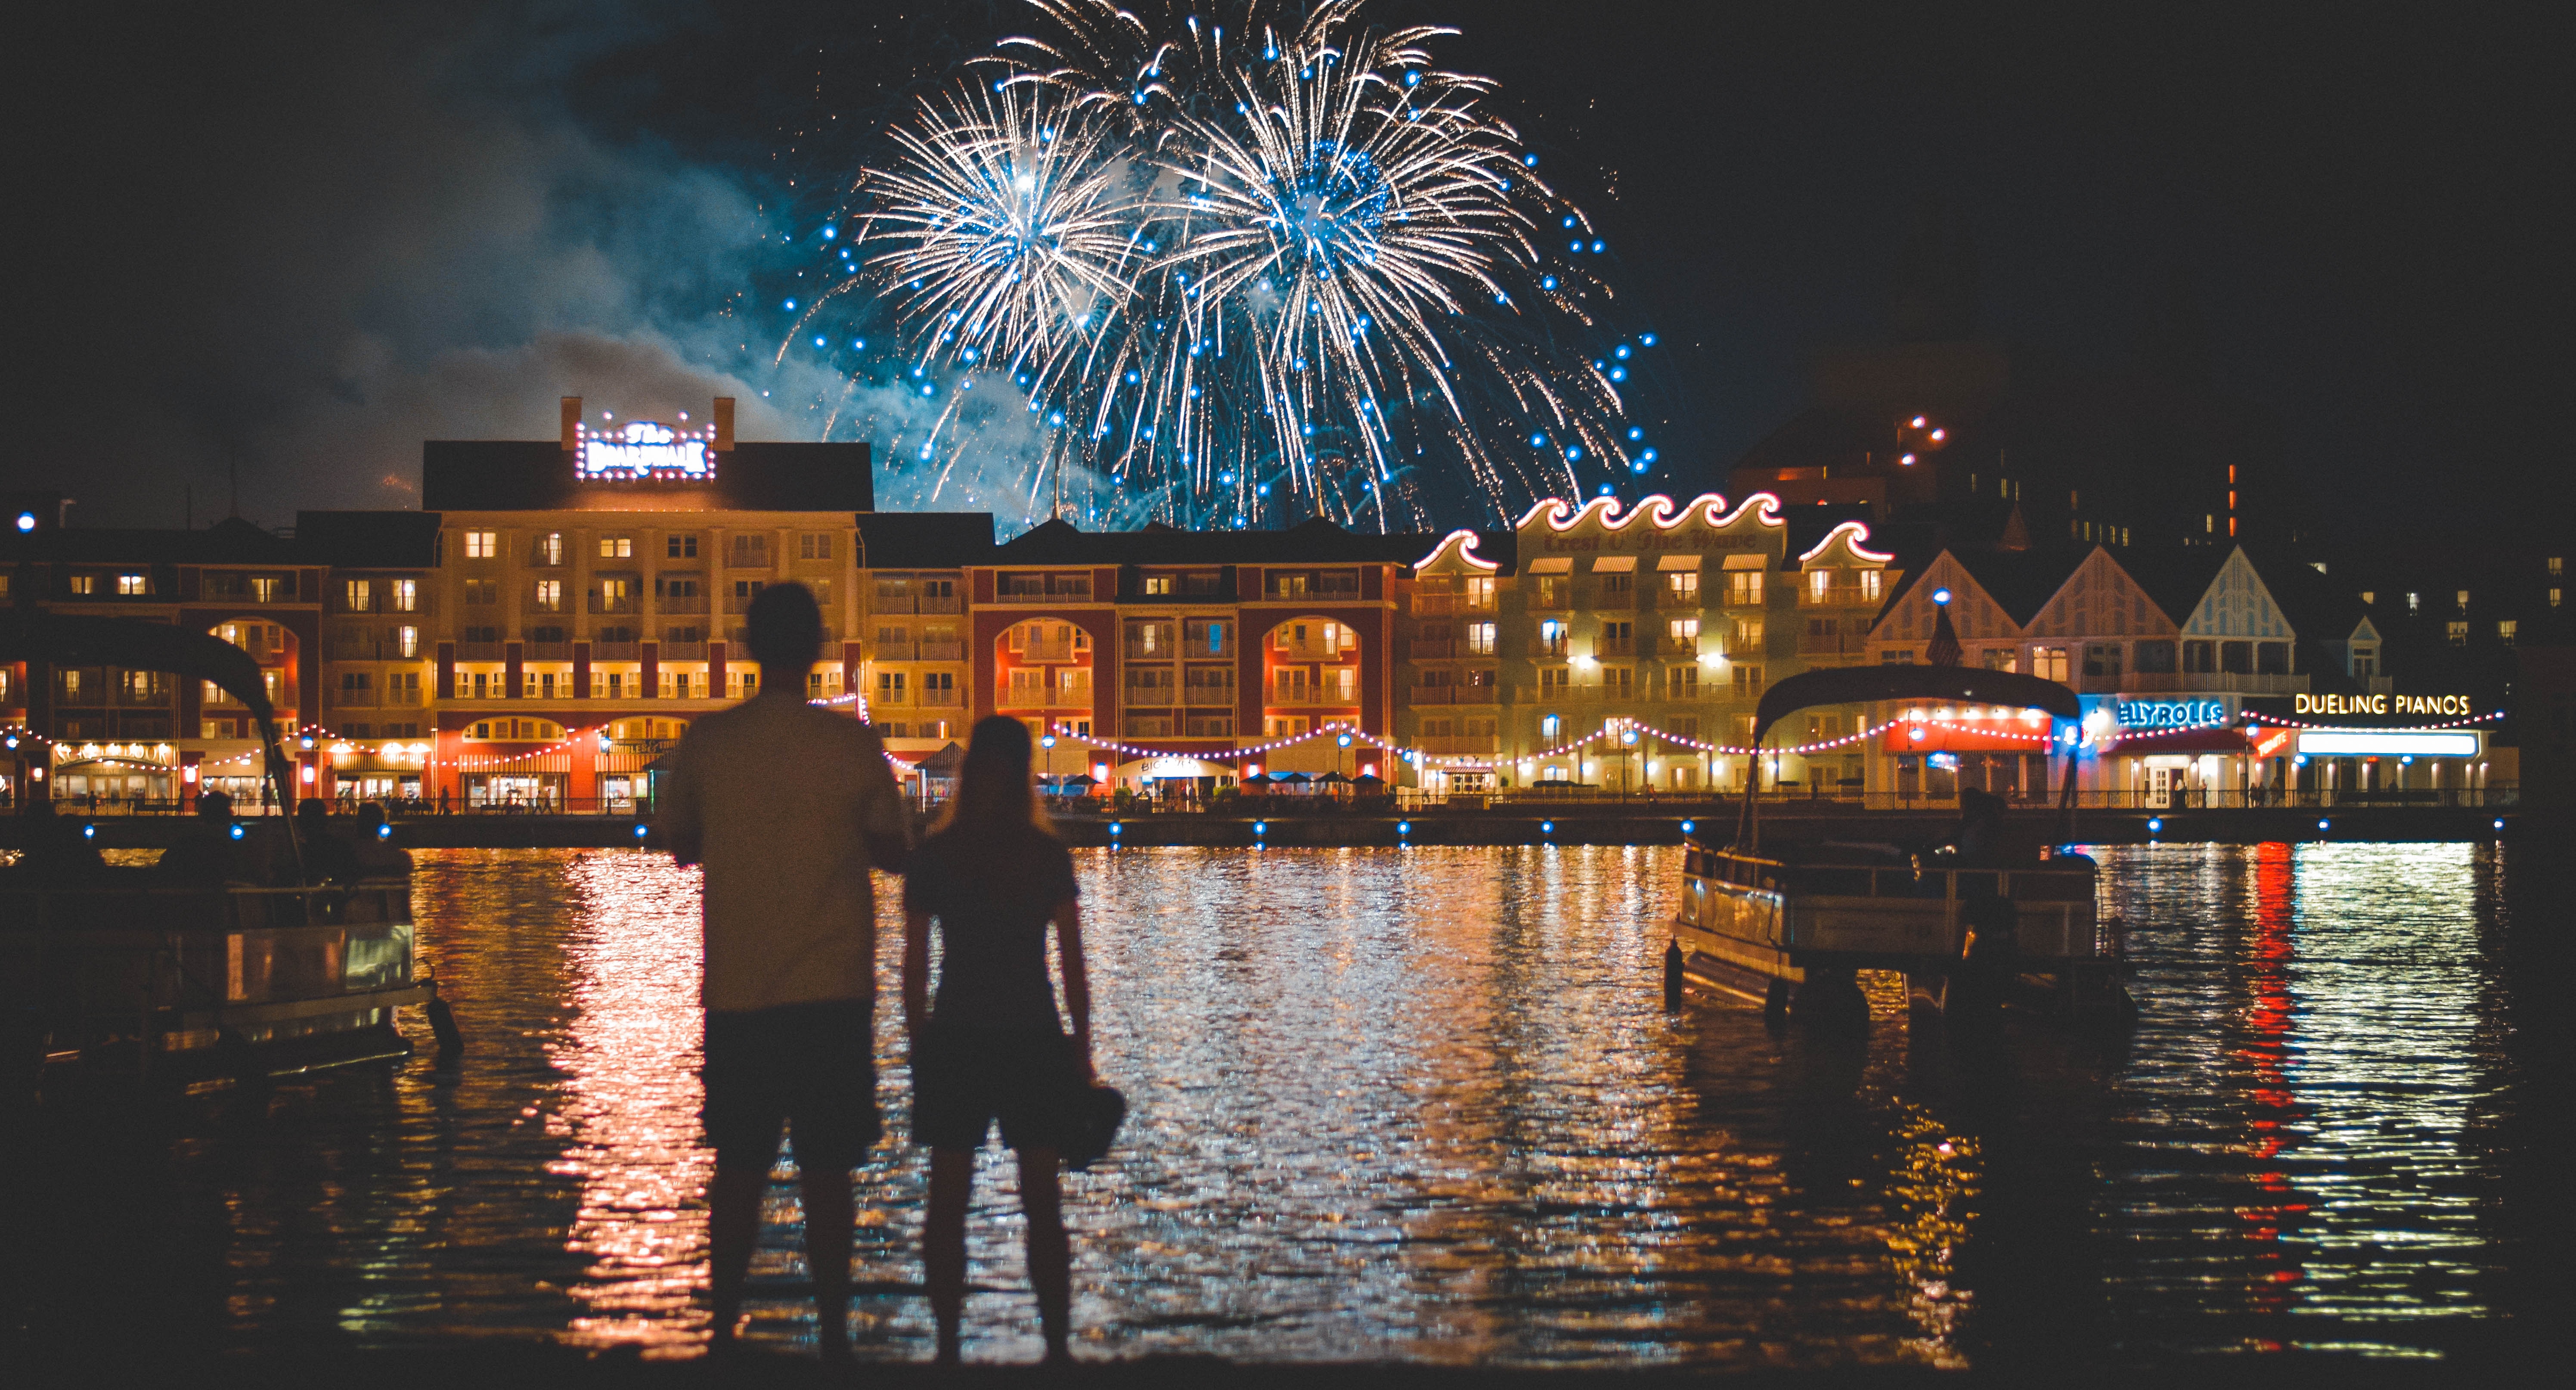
[10,842,2535,1367]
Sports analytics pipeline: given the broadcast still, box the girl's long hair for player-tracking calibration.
[933,715,1052,836]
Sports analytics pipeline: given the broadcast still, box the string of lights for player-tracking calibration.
[2241,711,2502,731]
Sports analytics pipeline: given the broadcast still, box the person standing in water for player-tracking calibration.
[662,581,909,1361]
[903,716,1094,1365]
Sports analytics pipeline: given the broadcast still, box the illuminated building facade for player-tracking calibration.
[1861,543,2498,806]
[1,509,324,813]
[1405,494,1902,796]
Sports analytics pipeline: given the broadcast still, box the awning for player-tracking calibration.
[1655,555,1703,571]
[1525,556,1573,573]
[1590,555,1636,573]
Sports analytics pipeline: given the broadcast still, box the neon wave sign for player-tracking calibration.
[576,420,715,481]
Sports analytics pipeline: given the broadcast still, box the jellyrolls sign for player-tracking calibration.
[2114,698,2226,729]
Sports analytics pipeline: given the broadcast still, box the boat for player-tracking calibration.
[1671,663,2130,1023]
[1,613,450,1092]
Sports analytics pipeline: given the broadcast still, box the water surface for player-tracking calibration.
[1,843,2548,1367]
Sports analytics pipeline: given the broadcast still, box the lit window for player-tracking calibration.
[2457,590,2471,610]
[396,626,420,659]
[599,536,633,559]
[392,578,417,611]
[2406,592,2420,614]
[117,573,149,596]
[2499,619,2518,646]
[344,579,371,611]
[1467,621,1497,655]
[2447,621,2469,646]
[536,533,564,565]
[1144,575,1172,596]
[69,574,96,595]
[1860,569,1884,601]
[464,531,498,558]
[2552,588,2564,608]
[2551,557,2565,577]
[534,579,564,611]
[2361,591,2375,605]
[1666,571,1699,602]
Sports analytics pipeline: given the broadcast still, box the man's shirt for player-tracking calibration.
[660,697,907,1012]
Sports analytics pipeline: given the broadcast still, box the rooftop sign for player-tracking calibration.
[575,420,715,481]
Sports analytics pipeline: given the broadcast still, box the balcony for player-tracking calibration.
[1414,735,1501,755]
[660,640,708,661]
[527,641,572,661]
[998,688,1091,711]
[1014,640,1082,663]
[918,594,963,614]
[331,687,383,709]
[1595,637,1636,660]
[583,595,635,616]
[2068,670,2309,696]
[995,578,1093,604]
[1181,683,1236,707]
[1406,638,1459,661]
[1268,685,1357,707]
[916,639,963,662]
[655,594,709,615]
[1277,640,1352,662]
[456,642,504,662]
[592,641,640,661]
[1798,633,1865,657]
[1408,685,1497,705]
[1124,641,1177,662]
[871,594,918,614]
[525,600,570,618]
[920,687,964,707]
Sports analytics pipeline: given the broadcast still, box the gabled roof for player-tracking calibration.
[2247,546,2370,641]
[853,512,995,569]
[2112,546,2236,627]
[987,515,1436,567]
[0,516,306,566]
[1885,546,2088,626]
[296,512,443,568]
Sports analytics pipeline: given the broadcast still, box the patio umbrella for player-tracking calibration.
[1352,773,1384,788]
[1316,770,1350,784]
[1277,772,1312,784]
[1241,774,1272,788]
[1059,774,1097,789]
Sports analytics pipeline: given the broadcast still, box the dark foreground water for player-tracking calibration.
[3,844,2562,1369]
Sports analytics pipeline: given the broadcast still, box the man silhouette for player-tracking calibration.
[661,581,908,1361]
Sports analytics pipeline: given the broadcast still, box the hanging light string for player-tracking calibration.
[2241,710,2502,732]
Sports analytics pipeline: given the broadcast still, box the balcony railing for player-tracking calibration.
[1414,735,1500,755]
[916,640,963,662]
[589,595,639,615]
[1268,686,1357,706]
[871,595,918,614]
[920,687,964,707]
[527,641,572,661]
[1277,641,1352,662]
[330,688,383,708]
[1181,684,1235,707]
[456,642,504,662]
[1408,685,1497,705]
[918,594,963,614]
[1595,637,1636,659]
[656,595,709,615]
[592,641,640,661]
[1014,642,1081,663]
[1406,638,1459,660]
[659,640,707,661]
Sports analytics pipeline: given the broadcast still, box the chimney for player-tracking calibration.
[713,396,735,451]
[560,397,582,451]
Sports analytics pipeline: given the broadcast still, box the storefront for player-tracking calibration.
[1879,704,2060,804]
[2241,693,2497,804]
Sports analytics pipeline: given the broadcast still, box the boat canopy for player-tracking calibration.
[1751,665,2081,745]
[0,611,279,728]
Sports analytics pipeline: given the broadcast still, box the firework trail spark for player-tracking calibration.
[805,0,1662,530]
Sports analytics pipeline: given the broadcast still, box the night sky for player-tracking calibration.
[12,0,2565,542]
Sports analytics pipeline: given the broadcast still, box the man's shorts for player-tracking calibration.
[911,1026,1078,1153]
[702,999,880,1172]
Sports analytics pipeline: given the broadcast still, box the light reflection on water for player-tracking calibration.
[5,843,2539,1367]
